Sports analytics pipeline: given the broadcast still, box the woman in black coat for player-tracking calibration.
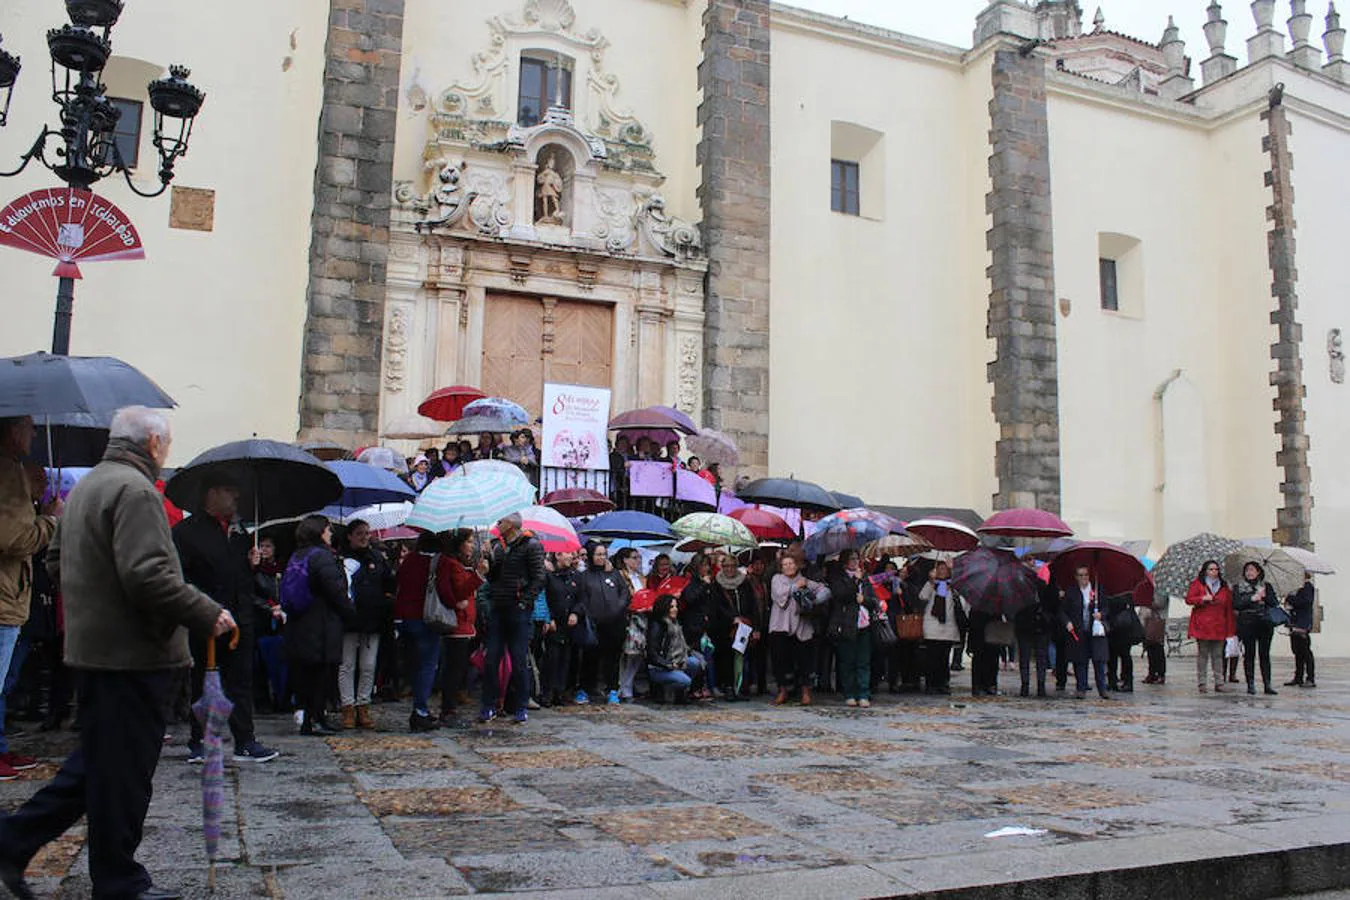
[338,519,395,729]
[1232,560,1280,695]
[578,543,630,704]
[283,515,352,735]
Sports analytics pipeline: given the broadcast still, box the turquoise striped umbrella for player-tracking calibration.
[405,468,536,532]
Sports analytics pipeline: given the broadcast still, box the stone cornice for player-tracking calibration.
[769,2,966,70]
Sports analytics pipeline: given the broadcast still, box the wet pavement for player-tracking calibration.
[4,659,1350,898]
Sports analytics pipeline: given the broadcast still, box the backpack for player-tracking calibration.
[280,548,319,616]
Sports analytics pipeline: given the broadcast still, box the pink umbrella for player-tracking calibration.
[906,517,980,552]
[541,488,615,518]
[1049,540,1148,599]
[609,406,697,434]
[978,508,1073,539]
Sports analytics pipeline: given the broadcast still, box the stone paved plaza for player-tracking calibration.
[4,659,1350,899]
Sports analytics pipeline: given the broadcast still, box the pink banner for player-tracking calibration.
[676,469,716,507]
[628,460,673,497]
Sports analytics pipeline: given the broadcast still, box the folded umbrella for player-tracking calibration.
[1049,540,1149,601]
[541,487,614,518]
[194,626,238,891]
[951,547,1040,617]
[577,510,674,542]
[0,352,176,418]
[978,508,1074,539]
[325,461,416,509]
[405,468,536,532]
[671,512,758,549]
[1151,532,1245,599]
[167,440,343,523]
[418,385,487,422]
[905,517,980,553]
[735,477,840,514]
[728,507,795,541]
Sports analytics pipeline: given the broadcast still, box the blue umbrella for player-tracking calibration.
[325,461,416,510]
[577,510,674,542]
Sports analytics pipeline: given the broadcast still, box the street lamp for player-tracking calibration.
[0,0,205,354]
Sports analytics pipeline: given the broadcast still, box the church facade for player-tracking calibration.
[1,0,1348,647]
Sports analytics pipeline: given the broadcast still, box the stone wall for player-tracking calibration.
[697,0,772,475]
[985,48,1062,513]
[1262,90,1315,548]
[297,0,405,443]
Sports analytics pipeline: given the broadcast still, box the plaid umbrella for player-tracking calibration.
[951,547,1040,616]
[671,512,758,549]
[1151,532,1244,599]
[193,627,238,891]
[406,468,536,532]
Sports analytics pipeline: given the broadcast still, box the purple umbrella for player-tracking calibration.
[193,627,238,890]
[952,547,1041,617]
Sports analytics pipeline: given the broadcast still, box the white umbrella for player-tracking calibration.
[357,446,408,474]
[685,429,740,467]
[382,414,446,441]
[1281,546,1335,575]
[331,502,413,531]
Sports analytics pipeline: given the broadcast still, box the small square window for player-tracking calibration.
[518,55,572,128]
[1099,257,1119,311]
[831,159,860,216]
[109,97,142,169]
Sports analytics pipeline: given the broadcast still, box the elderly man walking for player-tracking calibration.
[0,407,235,900]
[482,513,544,725]
[0,416,61,781]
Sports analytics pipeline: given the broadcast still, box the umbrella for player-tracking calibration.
[492,505,581,553]
[418,385,487,422]
[861,532,934,560]
[405,468,536,532]
[542,488,614,518]
[166,440,343,523]
[614,428,680,447]
[193,626,239,891]
[447,414,527,436]
[609,406,697,434]
[357,445,409,474]
[736,477,840,513]
[951,547,1040,616]
[1280,546,1334,575]
[671,512,758,549]
[906,517,981,552]
[728,507,795,541]
[459,397,530,426]
[296,440,351,462]
[29,411,110,467]
[325,461,416,509]
[1151,532,1245,599]
[41,466,92,502]
[802,509,904,559]
[830,491,866,510]
[460,458,530,483]
[685,429,739,467]
[1049,540,1150,600]
[321,501,413,531]
[374,525,420,542]
[0,351,176,418]
[979,508,1074,539]
[577,510,674,542]
[1223,547,1307,600]
[382,413,448,440]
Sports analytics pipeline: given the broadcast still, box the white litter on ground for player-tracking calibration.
[984,826,1048,838]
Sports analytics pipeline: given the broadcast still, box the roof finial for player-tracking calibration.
[1205,1,1227,54]
[1093,6,1106,30]
[1326,2,1348,81]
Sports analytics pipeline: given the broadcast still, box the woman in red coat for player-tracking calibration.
[1185,560,1235,693]
[438,531,484,725]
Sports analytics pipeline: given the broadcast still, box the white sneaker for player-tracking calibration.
[859,699,871,709]
[845,698,858,707]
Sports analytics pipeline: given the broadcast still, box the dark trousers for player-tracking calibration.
[971,643,999,693]
[254,634,289,711]
[0,670,170,898]
[1017,634,1048,690]
[924,640,953,692]
[815,637,835,691]
[744,640,768,694]
[1053,635,1070,688]
[1108,641,1134,690]
[1290,632,1315,683]
[1070,636,1109,695]
[483,604,533,714]
[292,662,330,727]
[541,636,570,698]
[580,618,625,695]
[891,641,921,688]
[1145,642,1167,681]
[438,637,472,714]
[769,632,813,691]
[1241,629,1274,686]
[835,634,873,701]
[190,624,255,749]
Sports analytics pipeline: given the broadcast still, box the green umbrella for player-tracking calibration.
[671,512,758,549]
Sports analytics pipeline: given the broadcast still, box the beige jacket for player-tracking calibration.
[0,457,56,627]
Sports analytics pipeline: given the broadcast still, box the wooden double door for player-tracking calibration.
[481,293,613,417]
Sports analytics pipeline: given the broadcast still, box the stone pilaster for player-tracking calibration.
[297,0,405,444]
[1262,88,1315,549]
[697,0,772,476]
[985,48,1062,514]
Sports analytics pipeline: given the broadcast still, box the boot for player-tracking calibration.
[1263,683,1278,696]
[1036,682,1047,698]
[772,688,789,706]
[799,686,813,707]
[1019,683,1030,698]
[355,705,375,730]
[453,690,472,708]
[340,705,356,730]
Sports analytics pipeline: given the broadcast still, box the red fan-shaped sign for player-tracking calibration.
[0,187,145,279]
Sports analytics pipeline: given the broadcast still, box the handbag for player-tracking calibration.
[897,613,924,641]
[792,583,828,615]
[1267,606,1290,627]
[985,620,1015,646]
[571,613,599,648]
[872,614,898,648]
[421,554,459,634]
[1143,613,1166,645]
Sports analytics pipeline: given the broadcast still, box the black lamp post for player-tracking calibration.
[0,0,204,355]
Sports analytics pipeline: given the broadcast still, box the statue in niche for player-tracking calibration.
[1330,328,1345,385]
[535,153,565,225]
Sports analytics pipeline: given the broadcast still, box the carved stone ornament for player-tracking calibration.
[1330,328,1345,384]
[637,194,702,261]
[592,186,636,253]
[676,333,700,413]
[383,307,410,393]
[465,170,514,235]
[413,160,468,232]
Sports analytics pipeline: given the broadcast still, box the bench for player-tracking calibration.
[1164,618,1193,657]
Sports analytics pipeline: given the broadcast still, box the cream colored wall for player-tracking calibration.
[0,0,328,464]
[769,24,992,509]
[395,0,703,221]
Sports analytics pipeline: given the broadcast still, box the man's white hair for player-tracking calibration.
[109,406,170,445]
[500,512,523,529]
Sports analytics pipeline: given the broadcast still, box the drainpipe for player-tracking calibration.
[1152,369,1184,552]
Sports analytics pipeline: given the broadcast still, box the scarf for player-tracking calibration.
[932,581,949,624]
[1205,576,1221,594]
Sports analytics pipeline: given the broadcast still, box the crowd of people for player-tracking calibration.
[404,430,539,492]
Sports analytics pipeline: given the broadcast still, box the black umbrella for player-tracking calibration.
[736,477,841,513]
[830,490,865,509]
[0,352,175,418]
[28,411,111,468]
[166,439,343,523]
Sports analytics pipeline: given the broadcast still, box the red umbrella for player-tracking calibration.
[1049,540,1148,599]
[1133,574,1156,608]
[418,385,487,422]
[541,488,615,518]
[906,517,980,552]
[729,507,796,541]
[609,406,697,434]
[979,508,1073,539]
